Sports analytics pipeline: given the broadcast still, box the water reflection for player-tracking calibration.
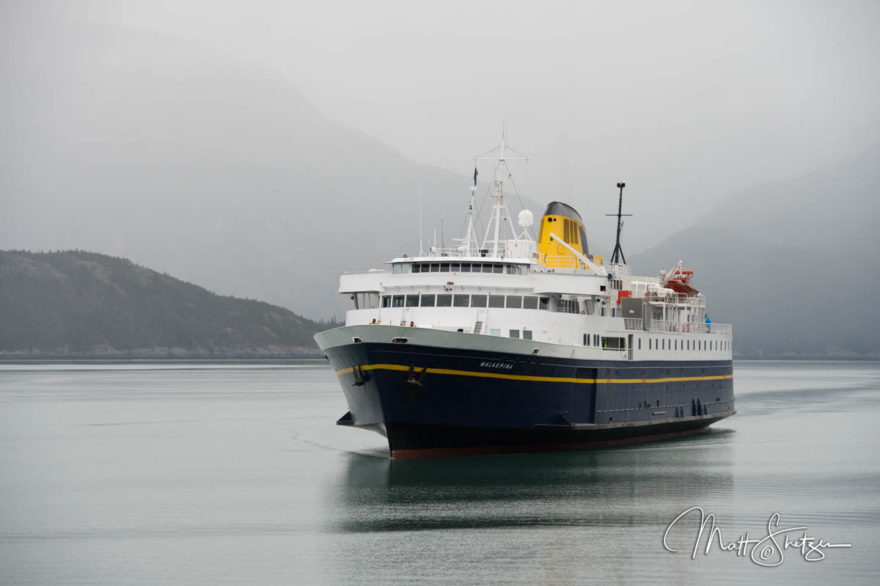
[329,429,736,534]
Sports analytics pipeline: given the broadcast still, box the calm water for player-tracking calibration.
[0,361,878,585]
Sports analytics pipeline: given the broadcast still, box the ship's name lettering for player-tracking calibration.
[480,361,514,370]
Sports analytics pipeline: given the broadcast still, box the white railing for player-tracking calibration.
[648,320,732,335]
[706,323,732,335]
[609,263,631,278]
[649,320,682,333]
[427,247,469,257]
[624,318,643,331]
[537,254,585,269]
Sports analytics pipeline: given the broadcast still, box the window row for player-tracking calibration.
[507,329,533,340]
[381,293,550,310]
[582,333,601,347]
[582,334,626,349]
[580,335,732,352]
[646,338,730,351]
[392,262,527,275]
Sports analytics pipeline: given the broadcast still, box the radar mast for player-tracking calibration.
[474,123,529,257]
[607,182,631,265]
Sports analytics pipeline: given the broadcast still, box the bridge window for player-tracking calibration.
[493,264,503,274]
[420,294,435,307]
[405,294,419,307]
[461,263,471,272]
[436,294,452,307]
[471,294,488,307]
[523,296,538,309]
[453,294,470,307]
[506,295,523,309]
[392,295,405,307]
[382,295,391,308]
[430,263,440,272]
[539,297,550,311]
[440,263,450,272]
[489,295,505,308]
[451,263,460,272]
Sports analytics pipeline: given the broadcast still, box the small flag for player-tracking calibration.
[473,167,478,186]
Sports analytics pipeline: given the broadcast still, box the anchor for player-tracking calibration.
[351,365,370,386]
[405,364,427,389]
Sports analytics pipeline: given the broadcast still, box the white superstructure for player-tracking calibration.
[338,133,731,363]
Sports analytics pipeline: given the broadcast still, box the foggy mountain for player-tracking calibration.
[4,17,878,358]
[2,21,503,319]
[632,144,880,358]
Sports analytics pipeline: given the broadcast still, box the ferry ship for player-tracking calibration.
[314,134,734,458]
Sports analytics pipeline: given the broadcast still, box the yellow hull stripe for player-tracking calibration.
[335,363,732,384]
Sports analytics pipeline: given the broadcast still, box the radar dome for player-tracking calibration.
[517,209,534,228]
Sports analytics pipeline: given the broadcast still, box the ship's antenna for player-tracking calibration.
[463,168,480,255]
[607,182,632,265]
[475,123,528,257]
[418,181,424,256]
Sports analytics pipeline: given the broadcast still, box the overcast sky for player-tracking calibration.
[5,0,880,252]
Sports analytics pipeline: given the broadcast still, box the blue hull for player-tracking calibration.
[322,337,735,458]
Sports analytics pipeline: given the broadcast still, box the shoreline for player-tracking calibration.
[0,355,876,363]
[0,352,325,362]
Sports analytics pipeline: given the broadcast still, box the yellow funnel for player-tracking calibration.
[536,202,603,269]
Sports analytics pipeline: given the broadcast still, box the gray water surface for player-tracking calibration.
[1,361,877,584]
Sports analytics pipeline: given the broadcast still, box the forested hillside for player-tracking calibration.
[0,251,333,357]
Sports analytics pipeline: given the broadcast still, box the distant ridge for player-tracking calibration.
[0,22,474,319]
[632,144,880,359]
[0,250,333,358]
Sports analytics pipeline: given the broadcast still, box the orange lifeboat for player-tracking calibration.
[665,269,699,296]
